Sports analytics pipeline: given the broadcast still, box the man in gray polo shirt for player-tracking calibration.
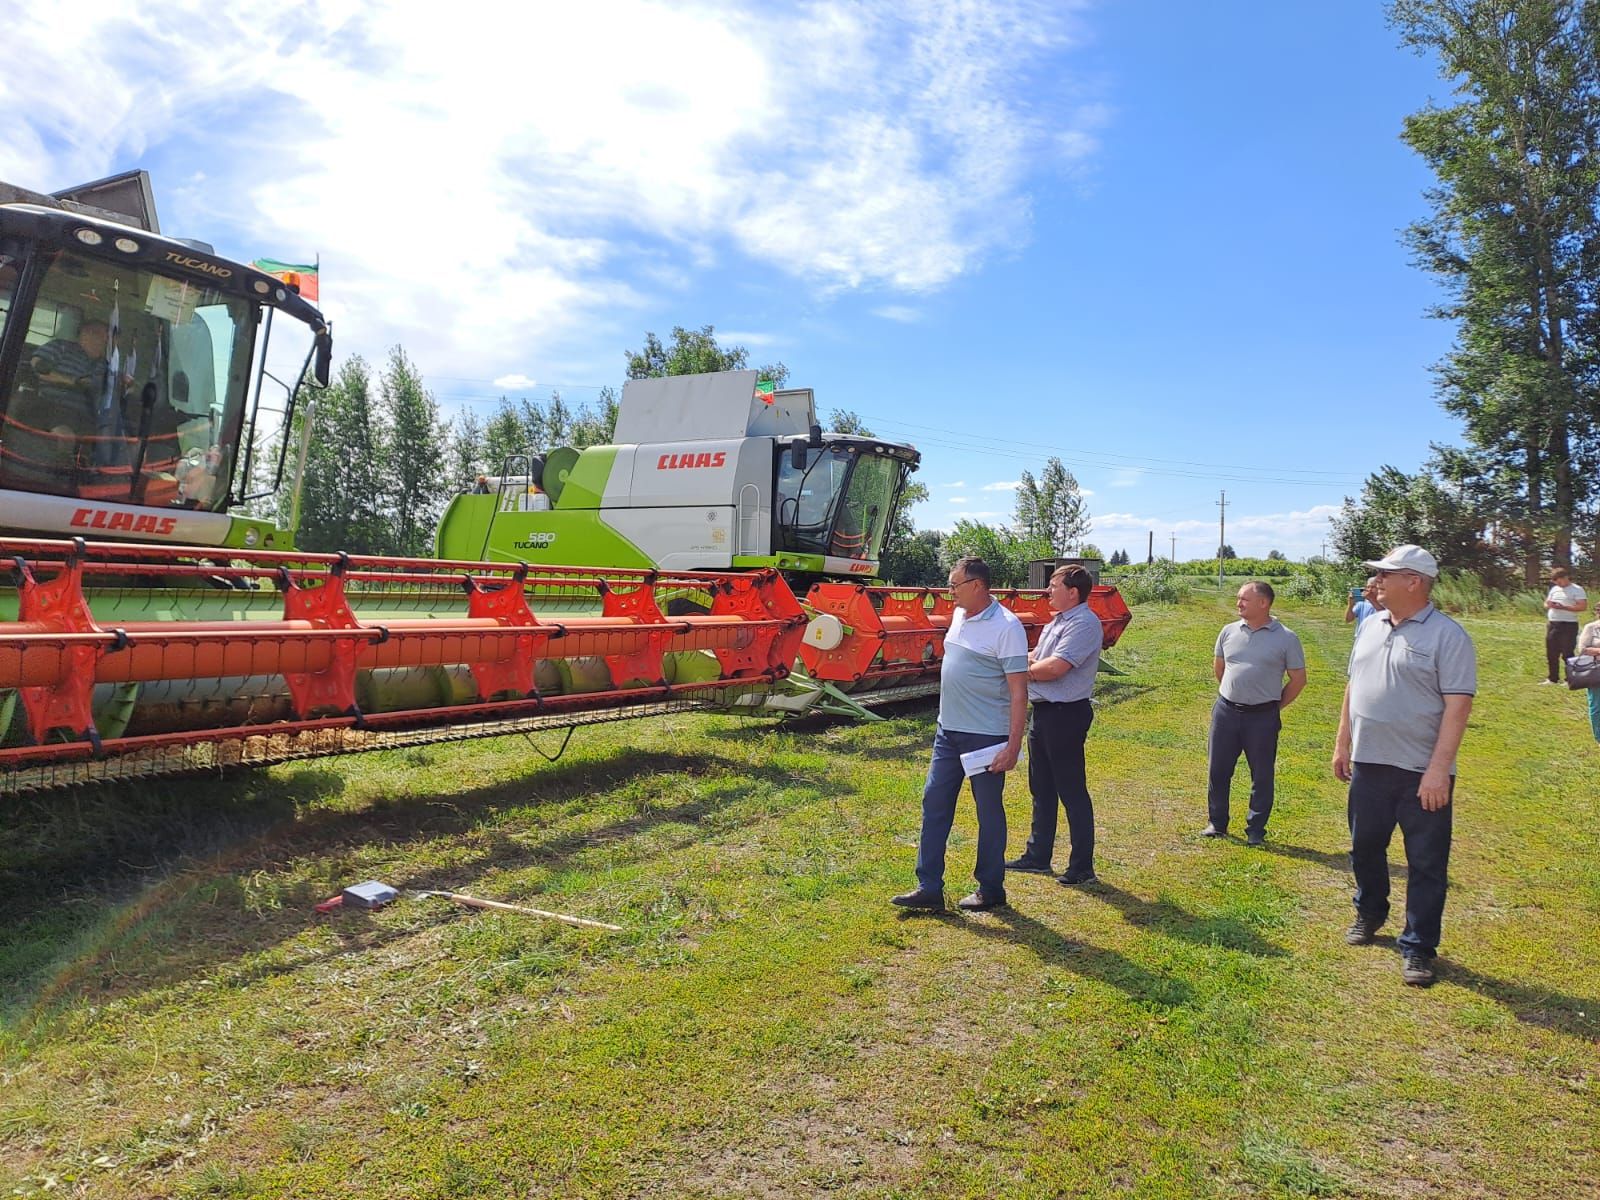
[892,555,1029,913]
[1203,580,1307,846]
[1333,544,1476,987]
[1007,564,1104,884]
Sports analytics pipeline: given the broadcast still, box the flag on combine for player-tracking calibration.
[252,258,319,302]
[754,378,776,406]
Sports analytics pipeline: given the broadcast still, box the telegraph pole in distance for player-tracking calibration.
[1147,531,1153,564]
[1216,490,1228,590]
[1170,532,1176,561]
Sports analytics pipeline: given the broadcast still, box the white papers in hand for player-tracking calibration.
[959,743,1010,777]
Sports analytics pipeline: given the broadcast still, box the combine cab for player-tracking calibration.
[0,172,331,549]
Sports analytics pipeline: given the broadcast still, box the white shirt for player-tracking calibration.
[1547,583,1587,624]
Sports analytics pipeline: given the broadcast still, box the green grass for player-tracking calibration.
[2,594,1597,1198]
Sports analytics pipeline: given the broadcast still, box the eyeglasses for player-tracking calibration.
[1374,569,1419,580]
[949,577,978,590]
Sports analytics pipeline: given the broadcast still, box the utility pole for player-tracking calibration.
[1170,532,1176,561]
[1147,531,1153,564]
[1216,489,1228,589]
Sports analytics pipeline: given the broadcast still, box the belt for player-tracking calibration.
[1220,697,1279,713]
[1032,698,1090,708]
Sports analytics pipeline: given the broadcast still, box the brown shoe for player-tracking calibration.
[956,891,1006,912]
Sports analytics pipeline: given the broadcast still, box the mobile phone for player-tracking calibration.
[1350,587,1362,600]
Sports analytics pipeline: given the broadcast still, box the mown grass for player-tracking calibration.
[2,592,1597,1198]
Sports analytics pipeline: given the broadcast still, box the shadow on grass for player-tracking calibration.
[902,905,1194,1010]
[1443,962,1599,1043]
[1255,839,1405,880]
[1087,882,1287,958]
[3,746,834,1024]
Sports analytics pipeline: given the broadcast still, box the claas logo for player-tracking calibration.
[71,508,179,536]
[657,452,727,470]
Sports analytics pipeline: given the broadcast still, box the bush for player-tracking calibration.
[1118,561,1185,604]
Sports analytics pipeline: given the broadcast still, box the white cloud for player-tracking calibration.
[493,373,538,390]
[982,480,1021,491]
[949,497,969,505]
[1,0,1098,379]
[715,330,781,348]
[1108,470,1143,488]
[872,305,922,323]
[938,480,968,489]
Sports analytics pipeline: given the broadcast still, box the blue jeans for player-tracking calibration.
[915,725,1009,896]
[1348,761,1453,959]
[1207,697,1281,836]
[1589,687,1600,743]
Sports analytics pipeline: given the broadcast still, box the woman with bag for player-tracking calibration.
[1576,599,1600,743]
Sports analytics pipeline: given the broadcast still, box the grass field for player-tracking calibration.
[2,592,1597,1199]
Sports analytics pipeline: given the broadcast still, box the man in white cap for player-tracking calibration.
[1332,545,1476,987]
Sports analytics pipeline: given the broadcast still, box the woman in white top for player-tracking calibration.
[1577,599,1600,743]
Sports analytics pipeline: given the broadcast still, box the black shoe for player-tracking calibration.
[1058,868,1098,886]
[1245,831,1266,847]
[1200,823,1227,838]
[1345,913,1382,945]
[1401,953,1436,986]
[957,891,1006,911]
[891,887,944,911]
[1004,856,1053,874]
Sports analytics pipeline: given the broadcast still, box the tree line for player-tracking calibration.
[1337,0,1600,581]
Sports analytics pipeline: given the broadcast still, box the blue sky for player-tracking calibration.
[3,1,1461,559]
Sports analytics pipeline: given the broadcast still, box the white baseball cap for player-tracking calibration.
[1362,544,1439,579]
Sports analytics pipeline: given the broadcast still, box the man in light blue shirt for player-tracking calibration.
[892,556,1029,913]
[1006,565,1104,884]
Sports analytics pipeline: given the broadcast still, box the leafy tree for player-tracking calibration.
[1267,549,1287,561]
[290,356,386,553]
[483,400,525,474]
[942,519,1051,588]
[378,346,446,557]
[882,525,945,586]
[1014,457,1091,552]
[1219,544,1238,560]
[1330,462,1499,575]
[1108,549,1130,566]
[446,410,487,491]
[625,325,789,388]
[1391,0,1600,580]
[829,409,872,435]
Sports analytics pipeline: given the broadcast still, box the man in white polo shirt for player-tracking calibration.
[1542,566,1588,685]
[892,556,1029,913]
[1202,580,1307,846]
[1333,544,1476,988]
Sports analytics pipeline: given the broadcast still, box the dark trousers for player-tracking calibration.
[915,725,1009,896]
[1021,699,1095,873]
[1348,761,1453,959]
[1206,697,1280,836]
[1547,621,1579,682]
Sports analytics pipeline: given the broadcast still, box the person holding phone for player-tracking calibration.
[1576,599,1600,743]
[1344,576,1381,626]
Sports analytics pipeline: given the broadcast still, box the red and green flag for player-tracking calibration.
[252,257,319,302]
[755,378,776,405]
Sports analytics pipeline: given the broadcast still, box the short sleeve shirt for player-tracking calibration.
[30,337,98,383]
[1214,618,1305,706]
[1546,583,1587,623]
[1351,600,1376,624]
[1028,602,1102,703]
[1347,604,1476,774]
[939,599,1029,736]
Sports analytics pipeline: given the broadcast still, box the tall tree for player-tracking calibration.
[1392,0,1600,579]
[378,346,446,557]
[446,409,487,491]
[289,356,386,553]
[624,325,789,386]
[1330,461,1498,574]
[1013,457,1091,552]
[942,519,1050,588]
